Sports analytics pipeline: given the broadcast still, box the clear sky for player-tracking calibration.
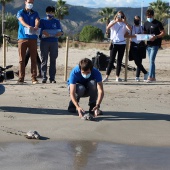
[53,0,170,8]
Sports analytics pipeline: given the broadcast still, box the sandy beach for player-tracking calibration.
[0,44,169,147]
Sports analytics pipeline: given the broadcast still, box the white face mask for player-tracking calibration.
[81,73,91,79]
[26,3,33,9]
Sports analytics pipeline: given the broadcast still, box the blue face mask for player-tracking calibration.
[81,73,91,79]
[147,18,153,22]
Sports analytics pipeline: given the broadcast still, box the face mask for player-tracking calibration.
[81,73,91,79]
[147,18,153,22]
[47,14,54,19]
[26,3,33,9]
[134,20,140,25]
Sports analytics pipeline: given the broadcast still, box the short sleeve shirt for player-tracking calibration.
[17,9,39,40]
[144,19,164,46]
[39,18,63,42]
[67,65,102,86]
[110,21,128,44]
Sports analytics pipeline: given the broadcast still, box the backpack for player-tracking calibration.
[92,52,109,71]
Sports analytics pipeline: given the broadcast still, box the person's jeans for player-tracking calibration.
[69,80,97,105]
[146,46,159,78]
[40,41,58,81]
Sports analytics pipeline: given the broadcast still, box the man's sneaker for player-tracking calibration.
[16,78,24,84]
[32,78,39,84]
[50,80,56,83]
[42,79,47,83]
[102,77,108,82]
[135,77,140,82]
[68,100,76,113]
[116,77,122,82]
[144,73,148,82]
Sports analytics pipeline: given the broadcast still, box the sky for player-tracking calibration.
[53,0,170,8]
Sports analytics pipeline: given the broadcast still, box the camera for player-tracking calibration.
[0,65,14,83]
[117,14,121,19]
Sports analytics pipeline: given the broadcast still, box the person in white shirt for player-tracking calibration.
[103,11,131,82]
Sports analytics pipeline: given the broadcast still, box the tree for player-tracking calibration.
[79,25,104,43]
[55,0,69,20]
[149,0,170,26]
[98,7,116,38]
[0,0,13,34]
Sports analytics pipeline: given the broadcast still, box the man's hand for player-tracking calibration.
[77,106,85,118]
[92,105,100,117]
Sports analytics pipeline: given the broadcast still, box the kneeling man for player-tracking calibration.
[67,58,104,117]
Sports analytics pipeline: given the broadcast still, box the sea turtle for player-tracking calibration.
[25,130,40,139]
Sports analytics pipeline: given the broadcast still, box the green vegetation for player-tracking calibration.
[79,25,104,42]
[55,0,69,20]
[149,0,170,26]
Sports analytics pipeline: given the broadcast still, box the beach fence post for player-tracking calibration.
[2,34,6,68]
[64,36,69,81]
[124,38,130,81]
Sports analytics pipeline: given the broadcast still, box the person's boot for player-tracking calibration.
[89,102,96,115]
[68,100,76,113]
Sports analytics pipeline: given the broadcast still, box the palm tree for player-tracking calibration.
[0,0,13,34]
[149,0,170,26]
[55,0,69,20]
[98,7,116,38]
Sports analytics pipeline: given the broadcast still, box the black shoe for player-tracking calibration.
[89,102,96,115]
[50,80,56,83]
[68,100,76,113]
[42,79,47,83]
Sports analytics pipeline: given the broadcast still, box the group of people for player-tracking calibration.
[16,1,165,119]
[67,8,165,118]
[17,0,63,84]
[102,9,165,83]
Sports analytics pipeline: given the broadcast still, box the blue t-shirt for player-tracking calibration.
[17,9,39,40]
[39,18,63,42]
[67,65,102,86]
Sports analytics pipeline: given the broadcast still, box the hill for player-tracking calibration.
[1,0,148,34]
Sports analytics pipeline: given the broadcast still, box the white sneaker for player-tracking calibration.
[102,77,108,82]
[144,73,148,82]
[135,77,140,82]
[116,77,122,82]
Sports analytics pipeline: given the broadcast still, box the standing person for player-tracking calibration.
[128,16,148,82]
[17,0,40,84]
[103,11,131,82]
[67,58,104,118]
[144,9,165,82]
[39,6,63,83]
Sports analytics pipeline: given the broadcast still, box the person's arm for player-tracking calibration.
[69,84,85,117]
[150,29,165,42]
[34,17,40,30]
[106,20,117,34]
[18,17,32,29]
[92,81,104,116]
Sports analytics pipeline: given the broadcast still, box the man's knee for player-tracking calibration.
[87,80,97,90]
[76,84,86,97]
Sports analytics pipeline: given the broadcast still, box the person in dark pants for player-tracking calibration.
[103,11,131,82]
[39,6,63,83]
[67,58,104,118]
[128,15,148,82]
